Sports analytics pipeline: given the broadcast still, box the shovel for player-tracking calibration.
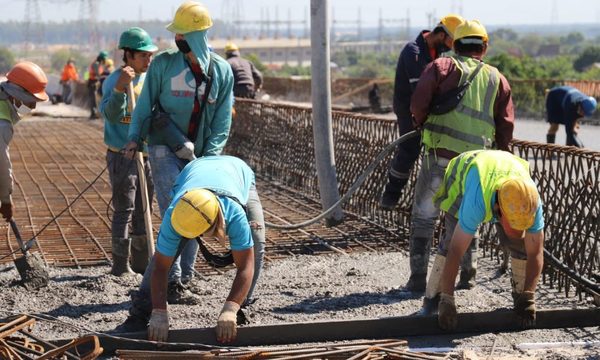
[9,219,49,290]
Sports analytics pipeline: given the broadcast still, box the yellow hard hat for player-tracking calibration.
[104,59,114,68]
[453,19,488,44]
[498,178,538,232]
[438,14,464,38]
[171,189,220,238]
[166,1,213,34]
[224,42,239,53]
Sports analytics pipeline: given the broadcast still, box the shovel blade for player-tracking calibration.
[15,253,49,290]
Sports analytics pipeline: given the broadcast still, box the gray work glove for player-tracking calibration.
[438,293,458,331]
[216,301,240,343]
[514,290,536,328]
[175,141,196,161]
[148,308,169,342]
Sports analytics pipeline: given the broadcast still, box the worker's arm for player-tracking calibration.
[99,70,127,124]
[523,230,544,292]
[0,121,14,221]
[250,62,263,89]
[200,64,234,156]
[128,58,160,146]
[147,250,174,342]
[439,223,473,296]
[493,72,515,151]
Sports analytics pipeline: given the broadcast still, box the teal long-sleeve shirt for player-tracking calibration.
[100,69,148,152]
[127,48,234,156]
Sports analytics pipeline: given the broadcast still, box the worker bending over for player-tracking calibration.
[224,42,263,99]
[432,150,544,330]
[546,85,596,148]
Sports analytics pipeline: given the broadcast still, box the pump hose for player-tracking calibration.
[265,130,418,230]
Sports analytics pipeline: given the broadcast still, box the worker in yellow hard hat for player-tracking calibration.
[224,42,263,99]
[123,1,236,302]
[120,155,265,344]
[430,150,544,331]
[408,19,515,309]
[0,62,49,222]
[380,14,464,214]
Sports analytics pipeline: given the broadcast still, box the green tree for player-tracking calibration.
[0,47,15,73]
[573,46,600,72]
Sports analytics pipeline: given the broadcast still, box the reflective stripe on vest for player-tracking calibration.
[423,56,500,154]
[433,150,531,221]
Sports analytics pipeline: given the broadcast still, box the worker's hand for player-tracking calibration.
[114,66,136,93]
[0,202,13,222]
[174,141,196,161]
[123,141,139,160]
[438,293,458,331]
[216,301,240,343]
[514,291,536,328]
[148,308,169,342]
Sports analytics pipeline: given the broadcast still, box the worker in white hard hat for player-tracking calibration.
[123,1,237,303]
[123,155,265,344]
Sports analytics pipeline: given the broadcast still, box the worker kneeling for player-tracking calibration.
[125,155,265,343]
[425,150,544,330]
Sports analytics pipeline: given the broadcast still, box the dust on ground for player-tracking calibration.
[1,251,598,359]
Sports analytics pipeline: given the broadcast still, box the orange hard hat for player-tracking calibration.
[6,61,49,101]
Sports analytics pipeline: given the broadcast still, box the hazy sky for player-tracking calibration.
[0,0,599,27]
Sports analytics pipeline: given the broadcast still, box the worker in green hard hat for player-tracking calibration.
[88,50,109,119]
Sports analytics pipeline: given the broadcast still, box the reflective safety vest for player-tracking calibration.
[423,55,500,154]
[433,150,532,221]
[0,98,18,125]
[89,62,104,81]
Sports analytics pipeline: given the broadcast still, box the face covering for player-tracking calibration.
[14,102,32,115]
[175,39,192,54]
[436,43,451,55]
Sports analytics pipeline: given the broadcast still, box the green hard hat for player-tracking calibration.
[97,50,109,60]
[118,27,158,52]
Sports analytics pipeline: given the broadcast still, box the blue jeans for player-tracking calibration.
[148,145,197,282]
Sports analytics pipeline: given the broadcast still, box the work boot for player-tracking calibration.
[421,294,440,315]
[456,268,477,289]
[406,236,431,292]
[456,238,478,289]
[110,314,148,334]
[111,237,133,276]
[379,178,408,211]
[404,273,427,293]
[130,234,149,275]
[546,133,556,144]
[167,280,201,305]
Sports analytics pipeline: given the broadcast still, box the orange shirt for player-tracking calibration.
[61,63,79,82]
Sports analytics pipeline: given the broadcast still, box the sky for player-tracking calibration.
[0,0,599,27]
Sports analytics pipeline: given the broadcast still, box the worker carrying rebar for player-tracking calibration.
[432,150,544,330]
[123,155,265,343]
[224,42,263,99]
[545,85,596,148]
[99,27,158,276]
[379,14,464,211]
[0,62,49,222]
[407,19,515,297]
[123,1,247,304]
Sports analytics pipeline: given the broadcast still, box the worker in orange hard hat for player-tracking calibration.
[0,61,49,222]
[430,150,544,331]
[380,14,464,213]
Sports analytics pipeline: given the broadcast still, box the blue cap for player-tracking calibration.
[581,96,597,117]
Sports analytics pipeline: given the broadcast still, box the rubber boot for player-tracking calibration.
[405,236,431,292]
[546,133,556,144]
[111,237,133,276]
[130,234,149,275]
[421,254,446,314]
[511,257,527,305]
[379,177,408,210]
[457,238,478,290]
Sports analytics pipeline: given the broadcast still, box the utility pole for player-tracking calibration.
[310,0,344,226]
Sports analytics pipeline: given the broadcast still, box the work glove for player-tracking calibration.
[514,291,536,328]
[216,301,240,343]
[123,140,139,160]
[0,202,13,222]
[175,141,196,162]
[438,293,458,331]
[148,308,169,342]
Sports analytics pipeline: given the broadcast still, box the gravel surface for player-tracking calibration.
[1,251,598,359]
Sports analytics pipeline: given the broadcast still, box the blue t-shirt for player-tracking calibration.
[156,156,255,257]
[457,167,544,235]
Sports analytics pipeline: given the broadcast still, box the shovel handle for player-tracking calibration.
[9,219,27,254]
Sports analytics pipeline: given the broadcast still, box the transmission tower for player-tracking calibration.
[221,0,244,39]
[23,0,44,54]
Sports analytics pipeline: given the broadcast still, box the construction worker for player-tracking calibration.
[88,50,108,119]
[98,58,115,98]
[224,42,263,99]
[545,85,596,148]
[408,19,515,298]
[123,1,241,303]
[126,155,265,343]
[0,62,49,222]
[380,14,464,211]
[60,58,79,105]
[434,150,544,330]
[100,27,158,276]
